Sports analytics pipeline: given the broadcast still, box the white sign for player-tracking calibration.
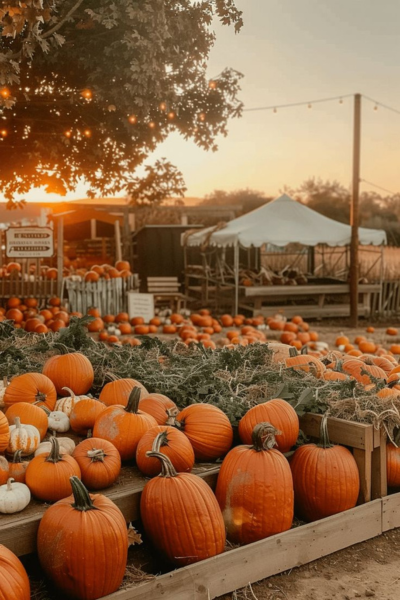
[127,292,155,323]
[6,227,54,258]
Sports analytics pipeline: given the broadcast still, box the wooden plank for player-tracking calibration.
[300,414,373,450]
[244,283,380,297]
[371,429,387,499]
[102,500,382,600]
[382,492,400,532]
[353,448,371,504]
[0,464,219,557]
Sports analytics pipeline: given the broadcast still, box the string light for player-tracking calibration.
[209,80,217,90]
[148,121,156,129]
[81,89,93,100]
[374,105,378,111]
[64,130,72,138]
[199,112,206,122]
[273,107,277,113]
[308,103,312,109]
[0,129,7,138]
[167,111,175,120]
[339,98,343,104]
[83,129,92,137]
[0,87,10,99]
[159,102,167,111]
[128,114,137,124]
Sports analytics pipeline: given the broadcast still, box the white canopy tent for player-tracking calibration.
[184,194,387,313]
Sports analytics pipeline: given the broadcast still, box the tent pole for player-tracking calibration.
[379,245,384,316]
[234,242,239,315]
[350,93,362,327]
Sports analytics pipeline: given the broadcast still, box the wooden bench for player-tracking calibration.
[147,277,189,311]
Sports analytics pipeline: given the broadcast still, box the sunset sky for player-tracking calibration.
[11,0,400,203]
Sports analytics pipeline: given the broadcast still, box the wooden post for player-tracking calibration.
[57,217,64,298]
[350,93,362,326]
[234,242,239,315]
[90,219,96,240]
[114,220,122,263]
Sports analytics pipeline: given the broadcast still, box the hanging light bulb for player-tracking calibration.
[128,114,137,124]
[374,104,378,111]
[273,107,277,113]
[0,129,8,138]
[64,130,72,138]
[81,88,93,100]
[199,112,206,122]
[308,103,312,109]
[339,98,343,105]
[167,111,175,120]
[83,129,92,137]
[148,121,156,129]
[0,87,10,99]
[159,102,167,111]
[208,80,217,90]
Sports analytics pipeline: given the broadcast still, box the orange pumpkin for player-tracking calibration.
[0,545,30,599]
[42,352,94,396]
[6,402,48,441]
[70,399,107,436]
[0,412,9,453]
[387,328,398,336]
[99,378,148,407]
[4,373,56,411]
[72,437,121,489]
[136,427,195,477]
[139,393,178,425]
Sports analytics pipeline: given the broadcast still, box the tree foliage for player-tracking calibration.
[0,1,243,206]
[201,188,272,213]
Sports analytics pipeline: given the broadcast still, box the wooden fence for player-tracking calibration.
[63,275,139,315]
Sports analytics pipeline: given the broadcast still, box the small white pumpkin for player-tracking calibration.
[0,477,31,513]
[35,436,75,457]
[48,411,70,433]
[55,387,90,417]
[7,417,40,456]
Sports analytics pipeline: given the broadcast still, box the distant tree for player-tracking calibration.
[201,188,272,213]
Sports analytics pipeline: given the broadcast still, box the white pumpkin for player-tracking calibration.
[0,477,31,513]
[35,436,75,457]
[7,417,40,456]
[0,377,9,410]
[55,387,90,417]
[48,411,70,433]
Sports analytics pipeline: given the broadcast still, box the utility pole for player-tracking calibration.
[350,93,362,327]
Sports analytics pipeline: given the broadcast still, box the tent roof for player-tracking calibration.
[184,194,387,248]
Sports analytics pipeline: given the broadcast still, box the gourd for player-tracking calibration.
[9,451,28,484]
[72,438,121,489]
[0,544,30,599]
[4,373,57,411]
[136,427,195,477]
[55,387,89,417]
[47,411,70,433]
[290,414,360,521]
[0,376,8,410]
[93,387,157,460]
[140,450,225,566]
[215,423,294,545]
[35,436,75,457]
[42,352,94,396]
[139,394,177,425]
[0,478,31,514]
[25,437,81,502]
[6,402,48,441]
[284,347,326,378]
[166,403,233,462]
[238,398,299,453]
[0,456,9,485]
[7,418,40,456]
[37,476,127,599]
[99,377,148,407]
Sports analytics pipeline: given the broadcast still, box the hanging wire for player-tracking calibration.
[242,93,354,112]
[359,179,399,196]
[363,95,400,117]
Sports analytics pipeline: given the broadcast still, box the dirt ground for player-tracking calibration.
[217,529,400,600]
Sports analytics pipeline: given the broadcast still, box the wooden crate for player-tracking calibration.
[0,463,219,557]
[300,413,387,503]
[101,500,383,600]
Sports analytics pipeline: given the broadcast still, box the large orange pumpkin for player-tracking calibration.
[93,387,157,460]
[69,399,107,436]
[4,373,56,411]
[285,348,326,378]
[6,402,48,441]
[387,441,400,487]
[238,398,299,453]
[139,393,177,425]
[99,378,148,407]
[0,544,30,600]
[37,477,127,599]
[0,412,9,453]
[290,414,360,522]
[341,358,387,386]
[166,403,233,462]
[140,451,225,566]
[136,427,195,477]
[42,352,94,396]
[72,438,121,490]
[215,423,294,544]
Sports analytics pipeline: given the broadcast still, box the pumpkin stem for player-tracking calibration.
[70,476,98,511]
[2,376,8,387]
[41,407,51,416]
[6,478,15,491]
[146,450,177,478]
[87,448,106,462]
[300,345,309,355]
[388,379,399,389]
[87,429,93,439]
[62,387,76,399]
[165,407,181,428]
[151,431,169,453]
[289,346,298,357]
[105,372,121,382]
[12,450,22,463]
[45,436,63,463]
[35,392,47,404]
[124,387,142,414]
[251,422,281,452]
[13,416,21,430]
[318,413,334,449]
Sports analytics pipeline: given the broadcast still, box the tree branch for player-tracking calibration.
[41,0,86,39]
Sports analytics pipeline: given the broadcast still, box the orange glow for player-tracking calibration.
[64,130,72,138]
[81,88,93,100]
[128,115,137,124]
[83,129,92,138]
[0,129,8,138]
[148,121,156,129]
[0,87,10,99]
[209,80,217,89]
[167,111,175,120]
[159,102,167,111]
[199,112,206,121]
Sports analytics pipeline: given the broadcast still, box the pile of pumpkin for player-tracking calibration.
[0,345,372,600]
[0,259,133,282]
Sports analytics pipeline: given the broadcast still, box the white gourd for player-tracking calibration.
[35,437,75,456]
[0,377,8,410]
[55,387,89,417]
[48,411,70,433]
[7,417,40,456]
[0,478,31,513]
